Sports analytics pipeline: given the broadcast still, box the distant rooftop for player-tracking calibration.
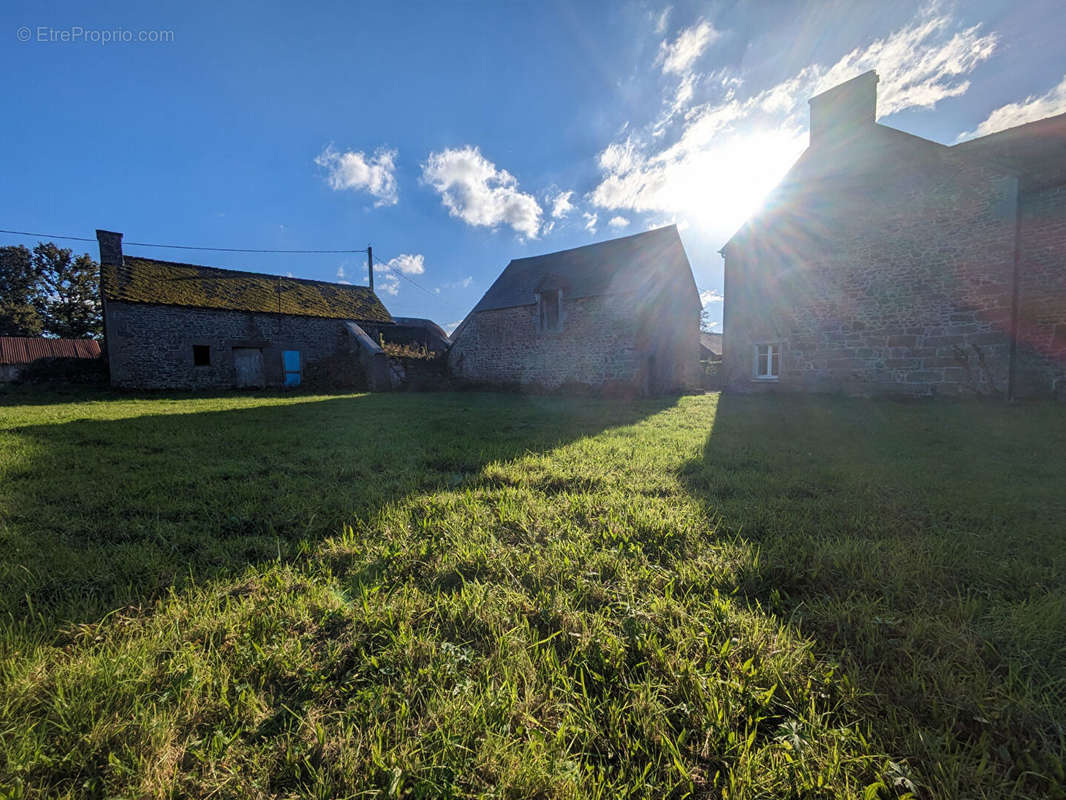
[0,337,102,365]
[470,225,694,313]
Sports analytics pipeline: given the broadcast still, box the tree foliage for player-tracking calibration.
[0,241,101,338]
[32,243,102,339]
[0,245,44,336]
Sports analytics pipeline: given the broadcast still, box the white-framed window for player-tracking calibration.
[753,342,781,380]
[537,289,563,332]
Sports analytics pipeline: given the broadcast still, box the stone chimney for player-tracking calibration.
[96,229,123,266]
[809,70,878,145]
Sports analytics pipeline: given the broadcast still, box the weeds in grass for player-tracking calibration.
[0,391,1063,798]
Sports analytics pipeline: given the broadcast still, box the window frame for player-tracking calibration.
[753,342,781,380]
[536,288,564,333]
[282,349,302,387]
[192,344,211,367]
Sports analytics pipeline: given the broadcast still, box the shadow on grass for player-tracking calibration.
[0,391,675,633]
[678,391,1066,795]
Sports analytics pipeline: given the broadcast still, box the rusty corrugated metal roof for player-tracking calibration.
[0,337,102,365]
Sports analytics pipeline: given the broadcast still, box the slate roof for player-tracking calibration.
[721,121,1008,253]
[101,257,392,323]
[699,332,723,356]
[0,337,102,365]
[953,112,1066,191]
[469,225,697,313]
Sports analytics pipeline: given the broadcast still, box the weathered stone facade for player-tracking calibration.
[96,230,405,391]
[1016,184,1066,398]
[449,227,701,393]
[722,71,1066,399]
[451,294,655,389]
[105,300,371,390]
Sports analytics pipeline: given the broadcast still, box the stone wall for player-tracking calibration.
[104,301,367,390]
[723,134,1020,398]
[449,293,698,393]
[1015,184,1066,399]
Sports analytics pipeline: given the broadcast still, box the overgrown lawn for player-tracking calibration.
[0,390,1062,798]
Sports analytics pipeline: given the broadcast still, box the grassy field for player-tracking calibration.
[0,389,1063,799]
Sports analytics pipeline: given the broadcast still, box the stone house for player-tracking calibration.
[448,226,701,393]
[721,70,1066,399]
[97,230,396,390]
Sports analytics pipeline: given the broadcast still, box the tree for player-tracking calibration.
[0,245,44,336]
[32,243,102,339]
[700,307,716,333]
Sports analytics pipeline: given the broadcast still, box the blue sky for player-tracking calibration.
[2,1,1064,333]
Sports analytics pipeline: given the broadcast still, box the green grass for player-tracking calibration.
[0,389,1063,799]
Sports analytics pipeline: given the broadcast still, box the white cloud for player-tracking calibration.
[336,265,346,279]
[582,212,598,233]
[658,19,719,76]
[444,320,463,336]
[315,145,398,206]
[653,6,671,35]
[547,189,574,218]
[421,146,543,237]
[591,11,998,237]
[440,275,473,289]
[815,15,998,116]
[957,74,1066,141]
[608,215,630,228]
[369,253,427,296]
[384,253,424,275]
[700,289,724,305]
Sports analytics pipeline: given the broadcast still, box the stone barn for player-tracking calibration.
[722,71,1066,399]
[97,230,396,390]
[448,226,701,393]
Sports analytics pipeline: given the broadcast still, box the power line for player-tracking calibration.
[1,225,440,300]
[0,228,95,243]
[0,227,368,254]
[373,257,438,297]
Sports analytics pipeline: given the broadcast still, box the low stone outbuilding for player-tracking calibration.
[721,71,1066,399]
[97,230,395,390]
[448,226,701,393]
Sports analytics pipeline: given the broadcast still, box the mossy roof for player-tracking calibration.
[101,257,392,323]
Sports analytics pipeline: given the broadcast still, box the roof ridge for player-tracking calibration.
[508,224,678,264]
[122,255,372,292]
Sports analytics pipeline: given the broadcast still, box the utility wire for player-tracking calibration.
[373,257,438,297]
[0,228,367,254]
[2,226,441,300]
[0,228,96,243]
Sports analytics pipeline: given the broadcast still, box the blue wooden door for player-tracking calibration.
[282,350,301,386]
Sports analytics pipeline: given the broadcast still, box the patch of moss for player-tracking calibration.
[101,258,392,322]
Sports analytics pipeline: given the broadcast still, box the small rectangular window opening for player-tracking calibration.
[193,345,211,367]
[539,290,561,332]
[754,343,780,379]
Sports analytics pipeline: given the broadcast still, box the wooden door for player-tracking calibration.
[233,347,264,388]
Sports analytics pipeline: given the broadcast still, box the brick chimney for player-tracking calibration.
[809,70,878,145]
[96,229,123,266]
